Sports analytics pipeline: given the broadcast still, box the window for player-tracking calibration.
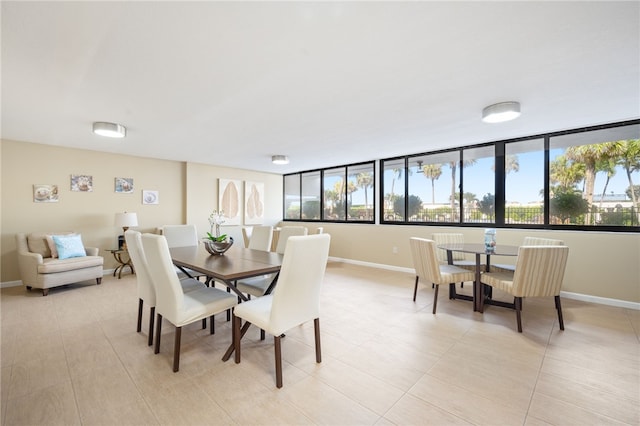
[286,120,639,231]
[347,163,375,221]
[301,172,321,220]
[462,145,495,223]
[284,174,300,220]
[505,139,544,225]
[382,158,406,221]
[549,123,639,227]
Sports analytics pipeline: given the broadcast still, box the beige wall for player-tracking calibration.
[294,223,640,304]
[1,140,282,281]
[2,139,639,304]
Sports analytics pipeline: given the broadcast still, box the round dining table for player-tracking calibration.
[437,243,519,312]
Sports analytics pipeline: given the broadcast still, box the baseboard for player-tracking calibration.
[327,257,640,311]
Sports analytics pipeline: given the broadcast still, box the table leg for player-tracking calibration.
[474,253,482,312]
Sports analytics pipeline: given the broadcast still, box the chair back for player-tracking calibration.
[409,238,442,283]
[522,237,564,246]
[248,225,273,251]
[275,226,308,254]
[269,234,331,334]
[125,230,156,305]
[315,227,324,234]
[162,224,199,248]
[141,233,185,323]
[431,233,466,262]
[241,227,252,248]
[512,245,569,297]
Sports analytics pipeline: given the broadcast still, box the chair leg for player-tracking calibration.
[260,329,265,340]
[173,326,182,372]
[233,314,242,363]
[432,284,439,314]
[555,296,565,330]
[226,287,231,321]
[314,318,322,363]
[515,297,523,332]
[137,299,143,332]
[274,335,283,388]
[148,307,155,346]
[154,313,163,354]
[413,276,419,301]
[210,315,215,335]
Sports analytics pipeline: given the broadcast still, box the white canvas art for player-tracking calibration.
[218,179,241,225]
[244,181,264,225]
[142,190,159,205]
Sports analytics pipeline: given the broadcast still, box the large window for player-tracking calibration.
[549,124,639,227]
[286,120,639,231]
[284,161,375,223]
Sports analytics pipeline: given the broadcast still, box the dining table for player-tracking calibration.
[169,243,284,361]
[437,243,519,312]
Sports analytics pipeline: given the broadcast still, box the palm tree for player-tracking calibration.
[449,159,477,216]
[388,167,403,211]
[617,139,640,209]
[595,157,617,210]
[566,141,623,223]
[549,155,585,191]
[356,172,374,211]
[422,164,442,204]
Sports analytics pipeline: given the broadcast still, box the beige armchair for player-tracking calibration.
[16,232,104,296]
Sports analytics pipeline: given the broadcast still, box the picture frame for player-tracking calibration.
[115,177,134,193]
[33,184,59,203]
[142,190,159,205]
[218,179,242,225]
[244,181,264,225]
[70,174,93,192]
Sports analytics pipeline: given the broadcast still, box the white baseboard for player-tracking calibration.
[328,257,640,311]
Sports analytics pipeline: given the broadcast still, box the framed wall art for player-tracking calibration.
[33,184,59,203]
[142,190,159,205]
[244,181,264,225]
[115,177,134,193]
[70,174,93,192]
[218,179,241,225]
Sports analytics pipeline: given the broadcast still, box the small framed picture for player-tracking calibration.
[33,184,59,203]
[71,174,93,192]
[142,190,159,205]
[115,177,134,193]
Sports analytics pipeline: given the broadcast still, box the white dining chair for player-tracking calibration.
[162,224,207,282]
[125,230,206,346]
[409,237,475,314]
[274,226,308,254]
[480,245,569,332]
[241,227,252,248]
[141,233,238,372]
[232,234,331,388]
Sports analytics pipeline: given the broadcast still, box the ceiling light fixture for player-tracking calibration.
[93,122,126,138]
[481,101,521,123]
[272,155,289,165]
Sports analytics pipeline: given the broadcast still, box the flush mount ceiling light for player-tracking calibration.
[92,122,126,138]
[481,101,521,123]
[272,155,289,165]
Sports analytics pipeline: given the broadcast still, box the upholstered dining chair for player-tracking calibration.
[431,232,479,289]
[125,230,206,346]
[141,233,238,372]
[492,237,565,272]
[241,227,252,248]
[480,245,569,332]
[274,226,308,254]
[162,224,207,282]
[232,234,331,388]
[409,237,475,314]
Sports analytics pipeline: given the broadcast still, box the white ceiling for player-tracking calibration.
[2,1,639,174]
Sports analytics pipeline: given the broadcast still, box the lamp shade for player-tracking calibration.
[272,155,289,165]
[93,122,126,138]
[482,101,521,123]
[114,212,138,229]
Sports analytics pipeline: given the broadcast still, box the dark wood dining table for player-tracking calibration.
[169,243,284,360]
[437,243,519,312]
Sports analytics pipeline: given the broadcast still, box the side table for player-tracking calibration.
[108,249,134,279]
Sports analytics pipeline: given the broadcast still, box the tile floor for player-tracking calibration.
[1,262,639,425]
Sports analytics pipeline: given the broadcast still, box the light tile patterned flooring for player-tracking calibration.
[1,262,639,425]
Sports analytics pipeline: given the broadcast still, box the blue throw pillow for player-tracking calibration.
[52,234,86,260]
